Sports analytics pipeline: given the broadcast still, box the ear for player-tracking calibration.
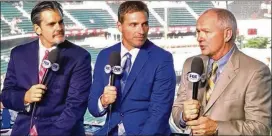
[224,28,232,42]
[34,24,41,35]
[117,21,122,33]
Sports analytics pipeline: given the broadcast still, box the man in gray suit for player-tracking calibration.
[172,8,271,135]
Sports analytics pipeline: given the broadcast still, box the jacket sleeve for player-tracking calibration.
[88,50,108,117]
[172,58,190,130]
[1,49,29,112]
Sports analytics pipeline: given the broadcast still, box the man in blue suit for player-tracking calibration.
[88,1,176,135]
[1,1,92,136]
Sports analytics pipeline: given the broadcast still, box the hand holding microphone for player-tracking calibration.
[24,48,59,104]
[24,84,47,104]
[101,86,117,108]
[182,57,204,121]
[100,51,122,109]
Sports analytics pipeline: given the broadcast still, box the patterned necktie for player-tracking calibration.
[206,62,218,103]
[30,50,49,136]
[118,53,131,136]
[121,53,132,92]
[39,50,49,83]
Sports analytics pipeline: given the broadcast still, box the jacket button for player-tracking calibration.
[120,113,124,117]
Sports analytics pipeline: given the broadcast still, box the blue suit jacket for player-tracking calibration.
[88,40,176,135]
[1,39,92,136]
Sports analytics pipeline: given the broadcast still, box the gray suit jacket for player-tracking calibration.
[172,46,271,135]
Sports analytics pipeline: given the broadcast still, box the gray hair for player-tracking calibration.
[202,8,237,42]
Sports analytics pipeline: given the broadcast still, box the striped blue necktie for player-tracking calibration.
[121,53,132,92]
[118,53,132,135]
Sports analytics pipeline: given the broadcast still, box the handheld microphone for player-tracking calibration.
[41,47,60,86]
[105,52,121,136]
[187,57,204,100]
[104,52,121,110]
[108,52,121,86]
[29,47,60,133]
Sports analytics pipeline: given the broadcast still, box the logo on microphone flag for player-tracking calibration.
[187,72,201,83]
[51,63,60,71]
[104,65,112,74]
[42,60,51,69]
[112,66,123,75]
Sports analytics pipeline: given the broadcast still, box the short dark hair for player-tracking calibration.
[31,1,63,26]
[118,1,149,23]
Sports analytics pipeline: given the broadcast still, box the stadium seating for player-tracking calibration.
[80,45,102,63]
[22,1,36,13]
[1,2,33,34]
[186,1,214,15]
[154,8,165,19]
[67,9,115,29]
[228,1,265,19]
[0,48,10,75]
[1,20,12,36]
[1,2,22,21]
[168,8,196,26]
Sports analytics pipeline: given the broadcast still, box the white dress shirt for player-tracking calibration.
[38,40,56,70]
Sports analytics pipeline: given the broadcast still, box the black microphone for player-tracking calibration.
[41,47,60,86]
[108,51,121,86]
[187,57,204,100]
[29,47,60,132]
[104,51,121,111]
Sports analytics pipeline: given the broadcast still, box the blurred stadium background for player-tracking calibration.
[1,1,271,135]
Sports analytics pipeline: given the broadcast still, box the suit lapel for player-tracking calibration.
[28,40,39,85]
[47,41,68,81]
[199,56,209,114]
[203,47,240,114]
[121,42,150,102]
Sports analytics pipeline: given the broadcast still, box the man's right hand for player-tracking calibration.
[100,86,117,108]
[24,84,47,104]
[182,99,201,122]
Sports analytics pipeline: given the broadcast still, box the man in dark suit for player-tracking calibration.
[88,1,176,135]
[172,8,271,135]
[1,1,92,136]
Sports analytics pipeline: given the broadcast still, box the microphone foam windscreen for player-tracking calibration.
[48,48,59,63]
[191,57,204,75]
[109,51,121,67]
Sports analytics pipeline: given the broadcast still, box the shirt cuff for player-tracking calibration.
[179,112,187,128]
[24,103,31,112]
[98,96,107,113]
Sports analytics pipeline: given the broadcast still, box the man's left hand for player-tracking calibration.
[186,116,218,135]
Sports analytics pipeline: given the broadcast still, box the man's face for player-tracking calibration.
[117,11,149,50]
[196,11,227,59]
[34,9,65,47]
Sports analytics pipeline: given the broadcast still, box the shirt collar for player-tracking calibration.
[39,39,57,52]
[209,46,235,73]
[120,42,139,60]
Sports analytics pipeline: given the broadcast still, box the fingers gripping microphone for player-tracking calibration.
[187,57,204,100]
